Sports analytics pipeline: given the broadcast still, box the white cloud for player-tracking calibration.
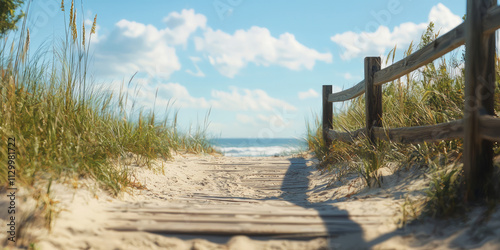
[106,80,296,113]
[211,86,297,112]
[94,20,181,79]
[91,9,206,79]
[428,3,462,35]
[162,9,207,46]
[331,3,462,60]
[185,56,205,77]
[344,73,353,80]
[298,89,319,100]
[110,80,211,110]
[155,83,211,108]
[194,26,333,78]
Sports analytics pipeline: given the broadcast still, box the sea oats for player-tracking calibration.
[72,7,77,42]
[69,0,73,25]
[91,14,97,35]
[25,28,30,51]
[82,22,85,47]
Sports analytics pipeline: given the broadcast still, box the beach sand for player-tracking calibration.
[2,153,500,249]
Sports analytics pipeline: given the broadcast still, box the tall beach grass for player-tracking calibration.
[0,1,215,196]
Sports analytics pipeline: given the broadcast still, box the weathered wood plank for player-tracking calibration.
[483,5,500,35]
[328,80,365,102]
[326,128,365,143]
[108,214,377,225]
[326,119,464,144]
[365,57,382,144]
[106,207,383,217]
[463,0,496,202]
[106,222,362,236]
[373,120,464,143]
[327,23,465,103]
[373,23,465,86]
[323,85,333,147]
[480,115,500,141]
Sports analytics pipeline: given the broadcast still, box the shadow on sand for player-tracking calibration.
[280,157,368,249]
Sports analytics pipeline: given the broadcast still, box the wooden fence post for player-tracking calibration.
[322,85,333,148]
[464,0,496,202]
[365,57,382,145]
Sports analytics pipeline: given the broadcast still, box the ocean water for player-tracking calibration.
[210,138,307,157]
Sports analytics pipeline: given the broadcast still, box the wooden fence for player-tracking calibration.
[322,0,500,202]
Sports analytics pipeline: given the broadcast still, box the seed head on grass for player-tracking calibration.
[69,0,73,24]
[91,14,97,35]
[82,21,85,47]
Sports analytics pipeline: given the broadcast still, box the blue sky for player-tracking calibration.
[26,0,466,138]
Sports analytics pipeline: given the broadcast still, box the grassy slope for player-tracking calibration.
[0,2,215,196]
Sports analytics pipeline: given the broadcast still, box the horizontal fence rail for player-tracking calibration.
[328,23,466,103]
[327,119,464,144]
[479,115,500,142]
[322,0,500,202]
[326,115,500,144]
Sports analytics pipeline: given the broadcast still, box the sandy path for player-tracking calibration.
[3,154,500,249]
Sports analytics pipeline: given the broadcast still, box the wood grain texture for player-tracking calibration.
[326,119,464,144]
[373,120,464,143]
[483,5,500,35]
[107,214,378,225]
[463,0,496,201]
[326,128,365,143]
[365,57,382,144]
[106,222,362,236]
[323,85,333,147]
[480,115,500,142]
[328,80,365,102]
[373,23,465,86]
[327,23,465,103]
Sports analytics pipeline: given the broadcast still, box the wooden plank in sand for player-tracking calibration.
[106,221,362,236]
[107,214,378,225]
[106,207,382,218]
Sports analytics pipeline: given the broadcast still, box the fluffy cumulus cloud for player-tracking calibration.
[331,3,462,60]
[194,26,333,78]
[92,9,206,79]
[211,86,297,111]
[113,81,296,113]
[162,9,207,45]
[155,83,211,108]
[298,89,319,100]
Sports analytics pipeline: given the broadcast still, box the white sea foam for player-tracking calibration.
[214,146,302,157]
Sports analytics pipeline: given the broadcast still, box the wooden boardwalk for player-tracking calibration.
[103,157,386,239]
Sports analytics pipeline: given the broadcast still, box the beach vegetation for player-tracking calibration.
[306,22,500,219]
[0,1,215,196]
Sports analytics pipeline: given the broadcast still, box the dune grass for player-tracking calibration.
[0,1,215,196]
[306,23,500,218]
